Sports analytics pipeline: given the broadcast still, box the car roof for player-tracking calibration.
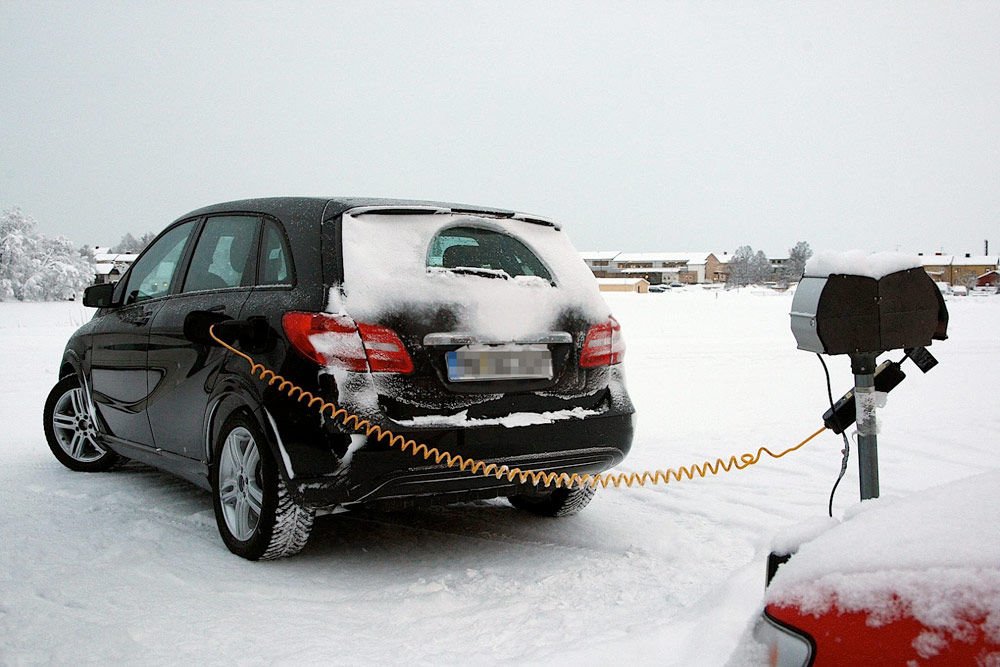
[178,196,518,224]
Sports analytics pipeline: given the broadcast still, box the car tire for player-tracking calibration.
[43,375,122,472]
[508,485,596,517]
[211,412,315,560]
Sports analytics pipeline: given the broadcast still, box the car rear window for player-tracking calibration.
[428,226,552,282]
[338,211,609,340]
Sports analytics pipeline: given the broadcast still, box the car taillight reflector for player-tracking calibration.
[281,312,413,374]
[580,317,625,368]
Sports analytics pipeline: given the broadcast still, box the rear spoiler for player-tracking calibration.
[345,206,561,230]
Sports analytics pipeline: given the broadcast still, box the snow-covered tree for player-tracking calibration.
[22,235,94,300]
[0,208,39,301]
[0,207,95,301]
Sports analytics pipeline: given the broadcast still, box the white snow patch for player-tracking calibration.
[337,434,367,469]
[264,409,296,478]
[767,470,1000,641]
[3,293,999,664]
[770,516,840,556]
[309,328,366,367]
[805,250,922,279]
[395,406,601,429]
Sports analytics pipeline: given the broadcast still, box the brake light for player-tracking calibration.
[356,322,415,373]
[580,317,625,368]
[281,312,413,374]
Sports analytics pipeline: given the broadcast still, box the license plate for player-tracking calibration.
[446,344,553,382]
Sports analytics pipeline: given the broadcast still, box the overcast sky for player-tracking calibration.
[2,1,998,256]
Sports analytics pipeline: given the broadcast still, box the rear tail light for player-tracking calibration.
[580,317,625,368]
[281,312,414,374]
[355,322,415,373]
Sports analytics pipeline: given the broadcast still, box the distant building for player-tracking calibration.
[93,249,138,285]
[711,251,731,283]
[580,251,729,285]
[952,254,999,287]
[596,277,649,293]
[580,251,621,278]
[977,270,999,287]
[918,252,999,286]
[768,256,791,280]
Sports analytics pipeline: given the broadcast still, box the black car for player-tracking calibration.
[44,197,635,559]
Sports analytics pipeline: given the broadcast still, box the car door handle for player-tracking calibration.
[126,307,153,326]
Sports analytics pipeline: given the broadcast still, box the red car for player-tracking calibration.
[757,471,1000,665]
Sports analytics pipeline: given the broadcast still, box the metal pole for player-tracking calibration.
[851,353,880,500]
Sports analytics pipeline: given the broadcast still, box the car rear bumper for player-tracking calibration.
[290,410,634,509]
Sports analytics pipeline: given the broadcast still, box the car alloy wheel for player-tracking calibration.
[211,413,314,560]
[217,426,264,542]
[51,386,107,463]
[43,376,121,472]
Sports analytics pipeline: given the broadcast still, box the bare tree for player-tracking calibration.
[750,250,771,283]
[726,246,754,287]
[111,233,140,253]
[787,241,813,280]
[136,232,156,250]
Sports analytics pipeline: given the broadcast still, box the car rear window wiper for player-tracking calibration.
[430,266,512,280]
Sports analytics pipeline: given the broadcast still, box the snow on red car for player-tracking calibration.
[757,471,1000,665]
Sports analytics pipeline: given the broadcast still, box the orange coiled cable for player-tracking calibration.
[210,325,826,490]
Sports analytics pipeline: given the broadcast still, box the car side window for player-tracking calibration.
[122,220,197,305]
[183,216,260,293]
[257,219,292,285]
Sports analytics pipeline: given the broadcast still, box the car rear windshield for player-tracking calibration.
[338,211,608,338]
[428,226,553,282]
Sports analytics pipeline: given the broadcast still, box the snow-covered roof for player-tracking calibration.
[619,267,684,275]
[94,263,122,276]
[952,255,999,267]
[580,251,621,261]
[917,254,998,267]
[597,277,649,286]
[614,252,714,264]
[94,252,139,264]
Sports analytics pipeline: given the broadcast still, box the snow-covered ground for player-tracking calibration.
[1,290,997,664]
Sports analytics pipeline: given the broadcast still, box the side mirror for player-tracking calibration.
[83,283,118,308]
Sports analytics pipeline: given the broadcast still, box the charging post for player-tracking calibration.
[790,265,948,501]
[850,353,880,500]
